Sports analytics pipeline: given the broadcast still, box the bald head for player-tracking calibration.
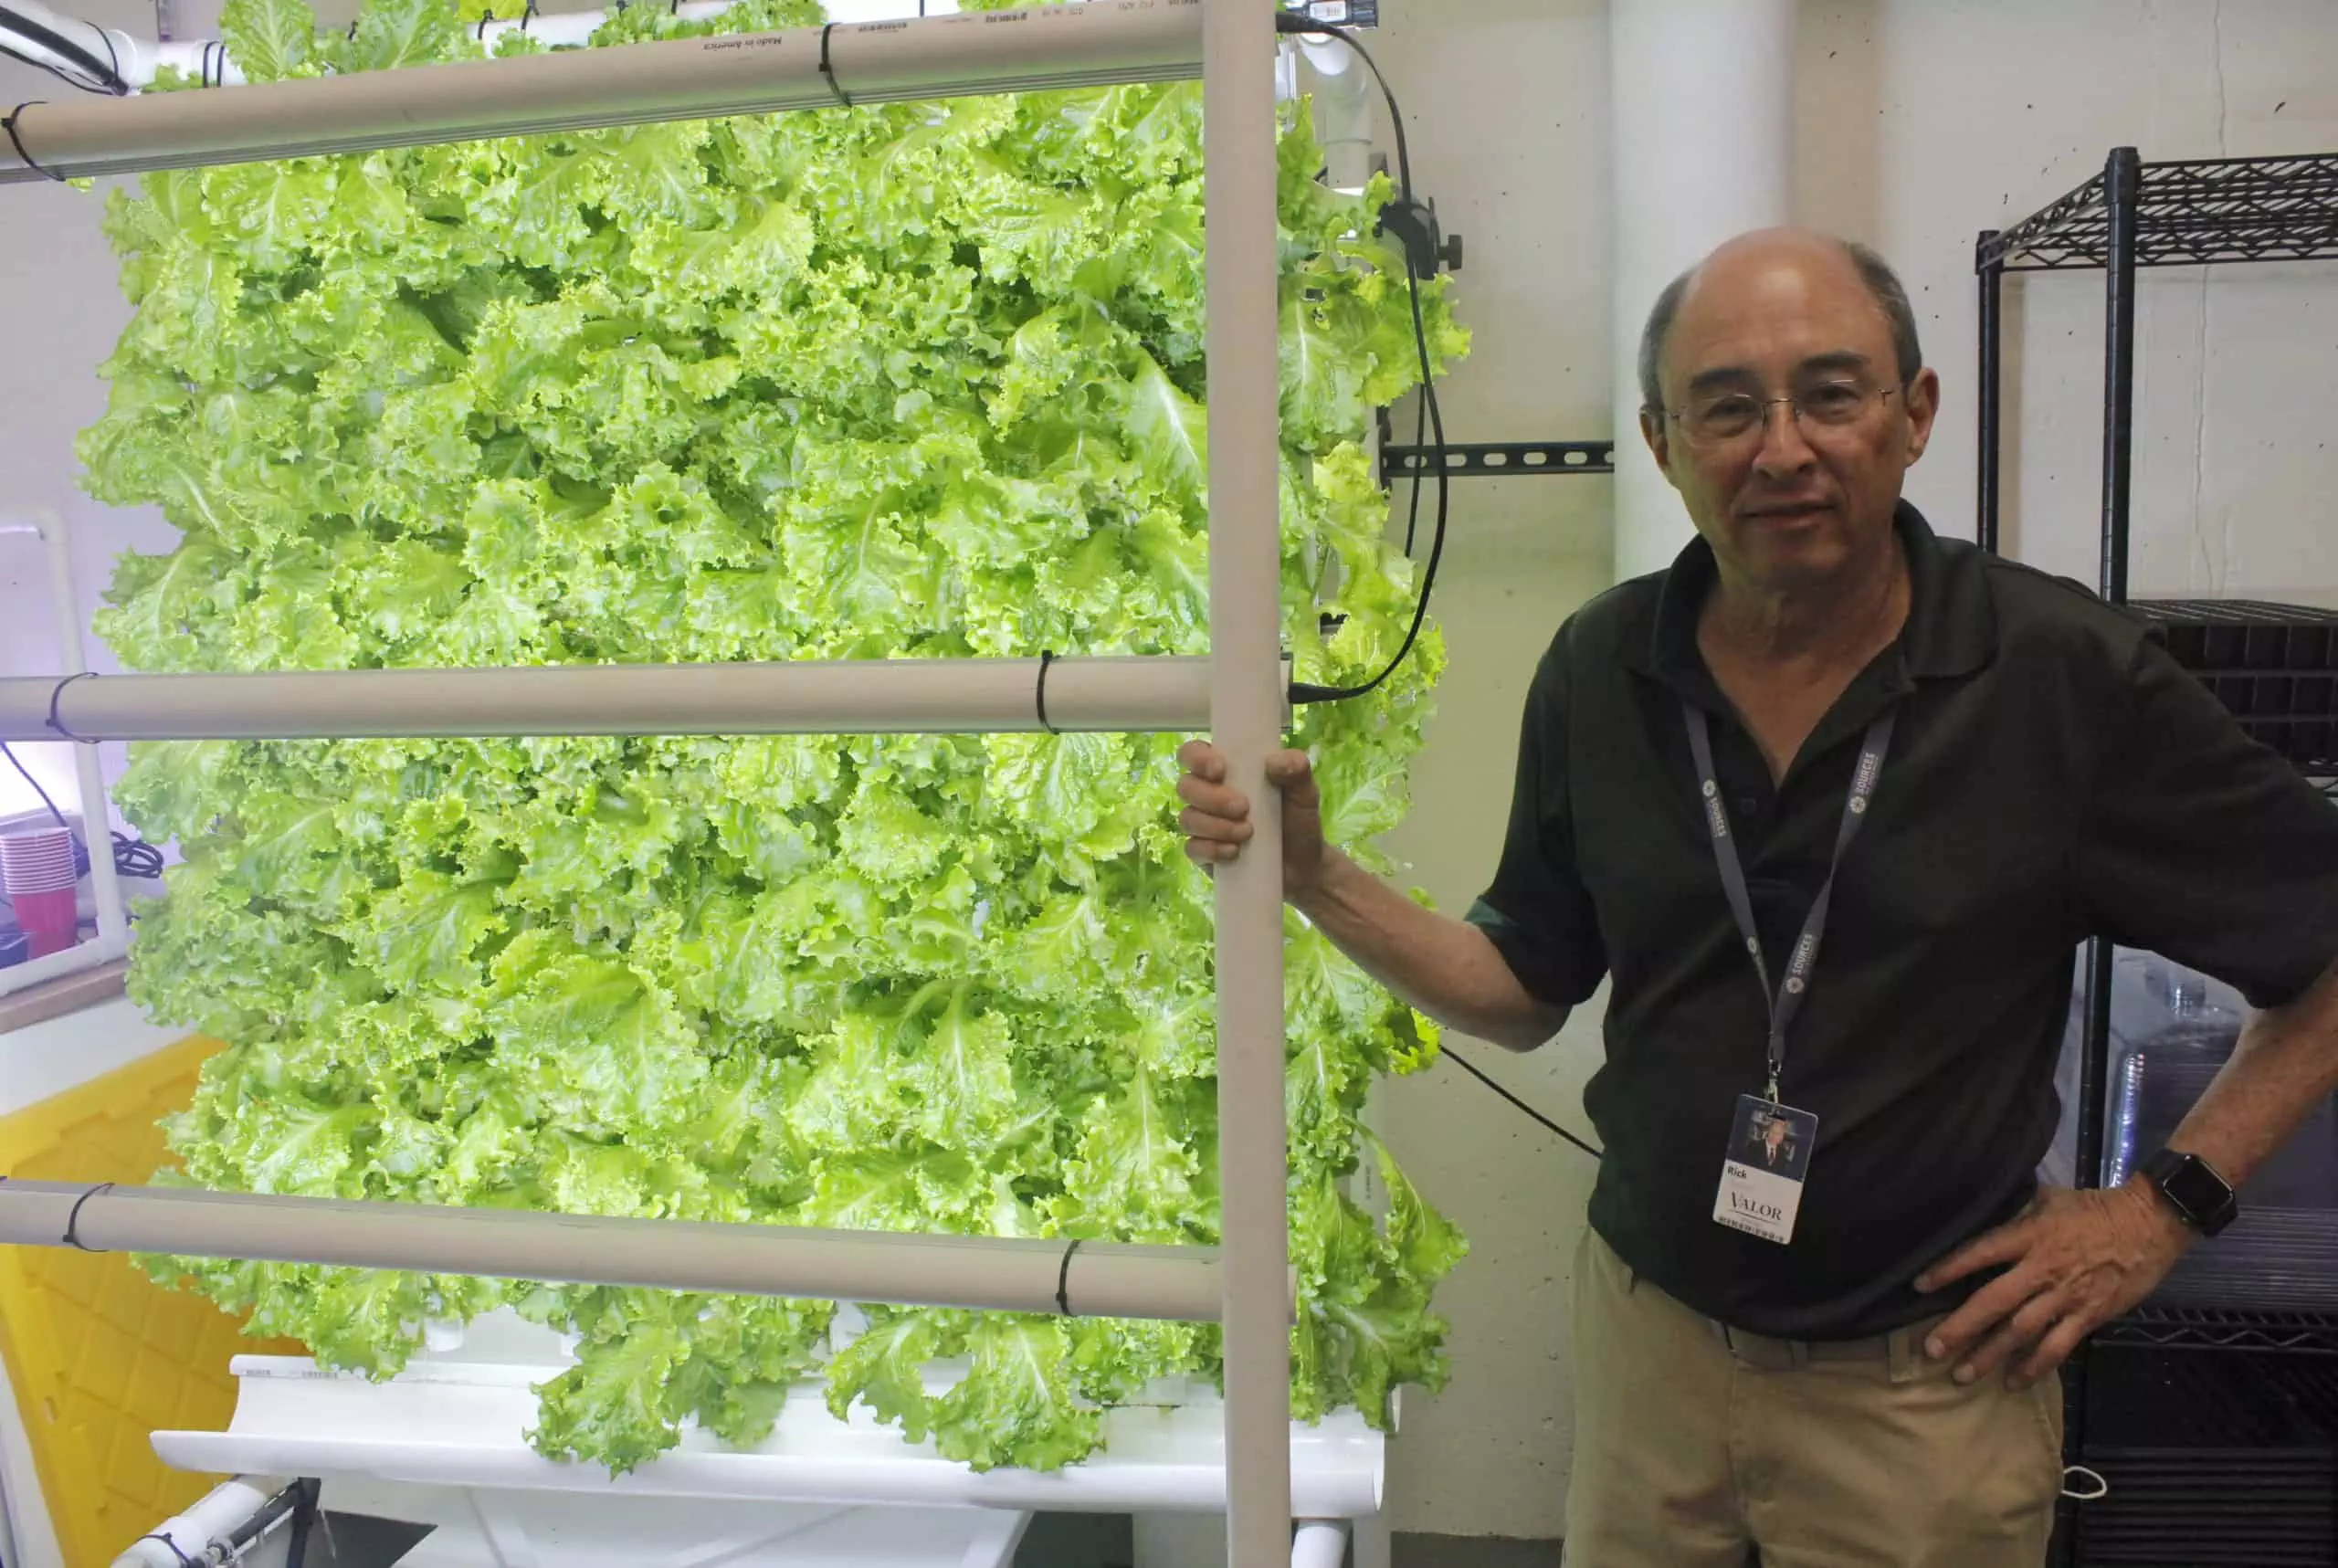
[1638,229,1922,412]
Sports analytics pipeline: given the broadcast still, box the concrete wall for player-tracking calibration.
[5,0,2337,1548]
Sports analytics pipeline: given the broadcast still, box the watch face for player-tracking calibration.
[2160,1155,2233,1219]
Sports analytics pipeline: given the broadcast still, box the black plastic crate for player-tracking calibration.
[2131,600,2338,771]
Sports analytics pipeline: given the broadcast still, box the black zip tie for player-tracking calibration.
[520,0,538,32]
[477,9,493,41]
[132,1536,195,1567]
[200,39,216,87]
[4,105,64,183]
[64,1181,115,1252]
[1036,650,1059,735]
[1055,1238,1081,1316]
[47,671,97,742]
[817,23,852,109]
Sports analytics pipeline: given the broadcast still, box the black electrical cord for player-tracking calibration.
[0,3,127,92]
[2,739,165,881]
[1273,18,1598,1158]
[2,41,107,92]
[1441,1043,1602,1160]
[1277,15,1448,706]
[3,738,69,828]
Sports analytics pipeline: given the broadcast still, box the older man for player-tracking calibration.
[1176,228,2338,1565]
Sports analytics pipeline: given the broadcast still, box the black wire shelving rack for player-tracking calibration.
[1975,146,2338,1568]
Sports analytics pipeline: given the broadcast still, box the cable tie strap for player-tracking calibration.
[98,22,125,93]
[1055,1238,1082,1316]
[477,9,493,41]
[817,23,852,109]
[64,1181,114,1252]
[1036,650,1059,735]
[2061,1464,2110,1501]
[132,1535,196,1567]
[4,104,64,184]
[47,670,97,743]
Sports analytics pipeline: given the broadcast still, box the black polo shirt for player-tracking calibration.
[1467,502,2338,1340]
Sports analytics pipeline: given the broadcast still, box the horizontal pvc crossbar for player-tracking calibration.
[0,655,1264,742]
[0,0,1203,183]
[0,1181,1248,1321]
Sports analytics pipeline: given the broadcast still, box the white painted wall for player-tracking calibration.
[3,0,2336,1548]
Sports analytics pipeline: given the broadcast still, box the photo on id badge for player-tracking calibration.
[1735,1099,1816,1181]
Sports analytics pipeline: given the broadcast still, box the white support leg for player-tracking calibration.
[1202,0,1291,1564]
[38,510,129,947]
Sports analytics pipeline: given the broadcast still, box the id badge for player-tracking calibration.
[1713,1095,1818,1245]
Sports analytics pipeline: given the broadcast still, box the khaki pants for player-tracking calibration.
[1564,1231,2062,1568]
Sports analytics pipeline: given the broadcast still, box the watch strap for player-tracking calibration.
[2140,1147,2239,1237]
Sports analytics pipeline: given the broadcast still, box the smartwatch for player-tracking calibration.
[2139,1148,2239,1237]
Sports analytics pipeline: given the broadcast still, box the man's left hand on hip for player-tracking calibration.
[1913,1182,2194,1390]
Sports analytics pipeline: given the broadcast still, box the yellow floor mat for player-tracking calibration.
[0,1033,302,1567]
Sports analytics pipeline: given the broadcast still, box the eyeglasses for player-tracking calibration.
[1659,382,1903,447]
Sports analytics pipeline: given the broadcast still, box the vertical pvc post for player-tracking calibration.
[1203,0,1291,1563]
[1975,234,2004,556]
[39,510,129,945]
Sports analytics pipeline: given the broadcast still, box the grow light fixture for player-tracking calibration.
[1,0,1203,181]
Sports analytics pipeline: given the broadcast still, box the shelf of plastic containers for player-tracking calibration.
[2044,951,2338,1319]
[2131,600,2338,774]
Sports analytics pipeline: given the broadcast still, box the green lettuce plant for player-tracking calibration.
[81,0,1469,1472]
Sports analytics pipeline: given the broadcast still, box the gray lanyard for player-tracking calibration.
[1682,703,1896,1105]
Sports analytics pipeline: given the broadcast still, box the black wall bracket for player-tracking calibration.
[1378,437,1614,487]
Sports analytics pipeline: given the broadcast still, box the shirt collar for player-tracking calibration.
[1623,500,1997,695]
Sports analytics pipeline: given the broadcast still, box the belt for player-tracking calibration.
[1706,1315,1942,1373]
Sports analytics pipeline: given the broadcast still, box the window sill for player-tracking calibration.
[0,958,131,1037]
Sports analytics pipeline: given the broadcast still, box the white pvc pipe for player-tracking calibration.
[1293,35,1370,194]
[1204,0,1291,1563]
[154,1424,1385,1519]
[0,510,131,999]
[32,510,128,946]
[1608,0,1794,583]
[112,1477,272,1568]
[132,0,743,87]
[0,655,1246,742]
[1290,1520,1350,1568]
[1,0,1203,182]
[0,1180,1247,1322]
[0,0,130,85]
[0,929,129,998]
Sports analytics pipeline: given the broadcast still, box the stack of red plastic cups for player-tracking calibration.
[2,824,79,958]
